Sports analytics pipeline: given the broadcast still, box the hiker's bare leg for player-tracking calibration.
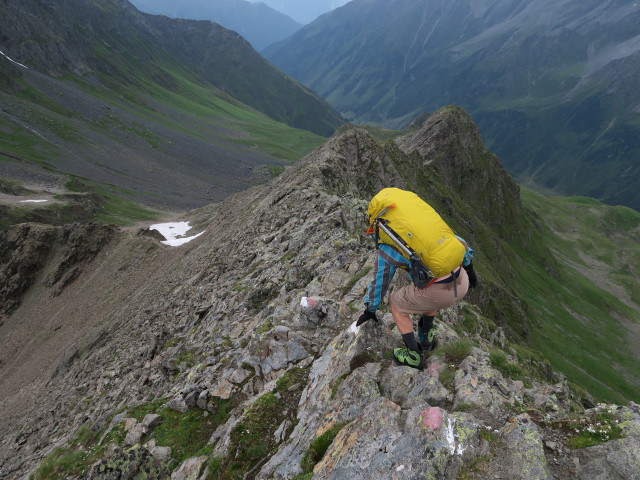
[390,298,414,334]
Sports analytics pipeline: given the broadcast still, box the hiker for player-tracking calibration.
[356,188,478,370]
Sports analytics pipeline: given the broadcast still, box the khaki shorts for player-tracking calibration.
[390,268,469,315]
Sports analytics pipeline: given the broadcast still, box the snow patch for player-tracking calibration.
[20,199,48,203]
[149,222,204,247]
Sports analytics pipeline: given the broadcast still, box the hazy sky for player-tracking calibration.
[248,0,353,24]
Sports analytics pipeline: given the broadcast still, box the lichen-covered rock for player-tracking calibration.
[379,359,451,408]
[171,455,208,480]
[142,413,163,429]
[454,348,516,417]
[500,414,552,480]
[124,420,148,446]
[313,399,485,479]
[576,436,640,480]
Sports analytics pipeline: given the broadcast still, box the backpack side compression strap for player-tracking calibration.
[377,219,435,288]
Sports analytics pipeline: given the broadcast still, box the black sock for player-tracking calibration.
[402,332,420,353]
[419,315,435,331]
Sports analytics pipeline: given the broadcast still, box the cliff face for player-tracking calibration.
[0,109,638,480]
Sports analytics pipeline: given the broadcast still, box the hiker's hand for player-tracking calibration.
[357,309,378,326]
[464,263,478,289]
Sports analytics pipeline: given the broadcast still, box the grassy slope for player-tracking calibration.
[76,63,326,162]
[519,189,640,403]
[1,61,325,225]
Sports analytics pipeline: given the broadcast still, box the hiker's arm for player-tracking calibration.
[363,244,408,312]
[456,235,478,288]
[456,235,474,266]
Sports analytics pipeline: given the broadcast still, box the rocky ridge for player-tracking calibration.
[0,108,638,479]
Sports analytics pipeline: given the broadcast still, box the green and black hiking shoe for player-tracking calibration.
[418,327,437,352]
[393,347,424,370]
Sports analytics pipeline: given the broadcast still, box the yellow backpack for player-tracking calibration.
[366,188,466,281]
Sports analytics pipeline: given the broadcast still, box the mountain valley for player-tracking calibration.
[264,0,640,210]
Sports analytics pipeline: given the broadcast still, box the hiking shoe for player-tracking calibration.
[393,347,424,370]
[418,327,437,352]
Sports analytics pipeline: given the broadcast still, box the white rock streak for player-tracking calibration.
[445,418,467,456]
[0,49,28,69]
[349,320,360,334]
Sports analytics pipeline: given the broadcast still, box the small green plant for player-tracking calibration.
[442,339,473,364]
[30,426,101,479]
[454,402,475,413]
[279,252,295,263]
[275,366,308,392]
[177,349,198,368]
[457,311,479,334]
[439,365,456,390]
[329,373,350,399]
[210,367,309,479]
[457,454,493,478]
[566,409,624,449]
[341,265,372,296]
[299,422,349,474]
[349,351,378,371]
[256,320,274,335]
[232,281,249,292]
[478,428,499,445]
[489,349,527,382]
[291,474,314,480]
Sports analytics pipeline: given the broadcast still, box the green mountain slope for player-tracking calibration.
[0,0,342,137]
[520,190,640,402]
[264,0,640,209]
[0,62,327,213]
[0,0,342,214]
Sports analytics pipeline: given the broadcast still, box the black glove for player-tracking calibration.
[464,263,478,289]
[357,309,378,326]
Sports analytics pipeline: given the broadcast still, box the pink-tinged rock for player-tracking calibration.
[420,407,444,431]
[300,296,317,308]
[426,362,442,377]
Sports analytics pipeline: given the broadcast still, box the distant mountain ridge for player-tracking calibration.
[264,0,640,210]
[129,0,302,50]
[251,0,352,24]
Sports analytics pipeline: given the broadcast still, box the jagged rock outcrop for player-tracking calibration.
[0,109,638,480]
[0,222,116,318]
[396,107,522,239]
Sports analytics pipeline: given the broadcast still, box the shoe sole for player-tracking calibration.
[392,356,424,371]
